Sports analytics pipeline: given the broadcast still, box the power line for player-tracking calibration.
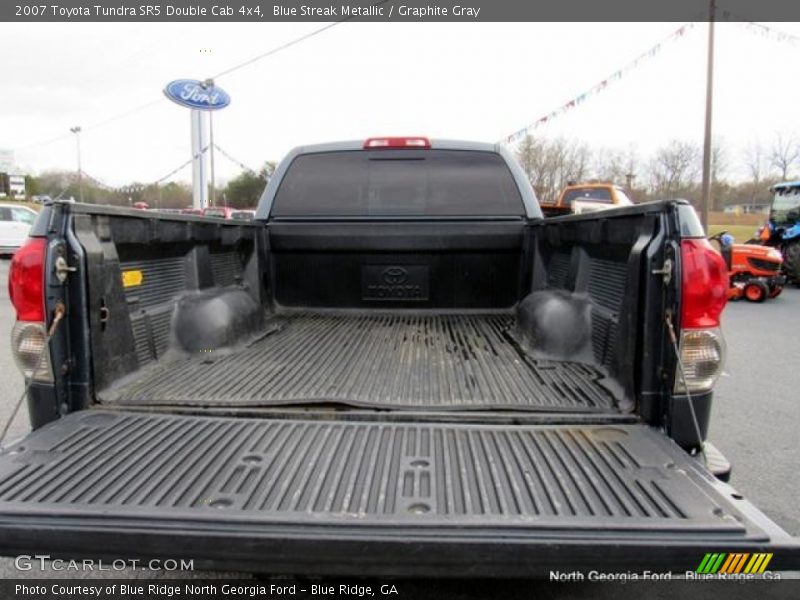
[211,0,390,79]
[14,132,73,152]
[12,5,389,154]
[83,99,165,133]
[212,22,344,80]
[79,169,116,190]
[14,99,167,153]
[150,145,210,185]
[61,147,207,194]
[214,144,258,173]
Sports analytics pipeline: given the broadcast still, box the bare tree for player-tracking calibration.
[593,148,626,183]
[647,140,701,201]
[622,146,639,190]
[768,132,799,180]
[594,145,640,191]
[743,140,767,184]
[516,136,591,203]
[516,135,541,184]
[709,139,730,211]
[711,140,727,183]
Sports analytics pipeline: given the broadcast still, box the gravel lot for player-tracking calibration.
[0,257,797,592]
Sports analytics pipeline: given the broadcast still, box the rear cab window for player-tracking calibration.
[270,149,524,217]
[562,187,613,205]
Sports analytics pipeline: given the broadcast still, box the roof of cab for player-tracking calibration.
[287,139,497,154]
[255,138,542,220]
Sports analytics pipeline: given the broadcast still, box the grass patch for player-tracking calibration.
[708,211,765,226]
[707,224,761,242]
[0,200,42,211]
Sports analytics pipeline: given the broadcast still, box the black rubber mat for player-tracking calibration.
[0,411,754,534]
[99,313,618,411]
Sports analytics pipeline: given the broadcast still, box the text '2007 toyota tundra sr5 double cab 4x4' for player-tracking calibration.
[2,137,798,576]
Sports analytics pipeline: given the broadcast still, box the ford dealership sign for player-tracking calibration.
[163,79,230,111]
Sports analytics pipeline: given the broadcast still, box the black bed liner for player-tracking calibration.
[1,410,797,575]
[99,313,618,411]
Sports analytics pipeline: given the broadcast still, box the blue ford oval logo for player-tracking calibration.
[163,79,231,111]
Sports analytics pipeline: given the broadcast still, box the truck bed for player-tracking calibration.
[99,313,619,412]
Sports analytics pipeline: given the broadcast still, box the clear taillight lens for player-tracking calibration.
[11,321,53,382]
[675,328,726,393]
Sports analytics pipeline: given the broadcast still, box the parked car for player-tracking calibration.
[180,207,204,216]
[230,209,256,221]
[2,137,799,575]
[0,203,38,255]
[202,206,237,219]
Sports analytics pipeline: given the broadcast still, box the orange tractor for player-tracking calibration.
[709,231,786,302]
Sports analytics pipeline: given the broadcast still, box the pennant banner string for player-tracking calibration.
[499,23,697,146]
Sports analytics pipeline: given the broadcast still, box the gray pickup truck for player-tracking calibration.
[2,137,798,576]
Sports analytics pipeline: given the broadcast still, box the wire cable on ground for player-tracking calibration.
[665,311,708,467]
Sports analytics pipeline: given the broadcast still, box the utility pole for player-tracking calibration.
[70,126,83,203]
[700,0,716,233]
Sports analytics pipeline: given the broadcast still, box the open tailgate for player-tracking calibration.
[0,411,797,576]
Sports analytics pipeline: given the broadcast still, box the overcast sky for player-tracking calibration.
[3,21,800,186]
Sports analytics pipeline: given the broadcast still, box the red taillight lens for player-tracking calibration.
[680,238,729,329]
[363,137,431,149]
[8,238,46,322]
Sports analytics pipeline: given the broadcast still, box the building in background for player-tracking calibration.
[723,202,771,215]
[0,149,27,198]
[4,174,26,197]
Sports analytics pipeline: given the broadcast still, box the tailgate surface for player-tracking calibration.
[0,411,764,537]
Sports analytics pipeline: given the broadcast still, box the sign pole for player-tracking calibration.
[190,109,208,209]
[209,110,216,207]
[164,78,230,210]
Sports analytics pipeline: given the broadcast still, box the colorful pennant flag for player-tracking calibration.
[500,23,696,145]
